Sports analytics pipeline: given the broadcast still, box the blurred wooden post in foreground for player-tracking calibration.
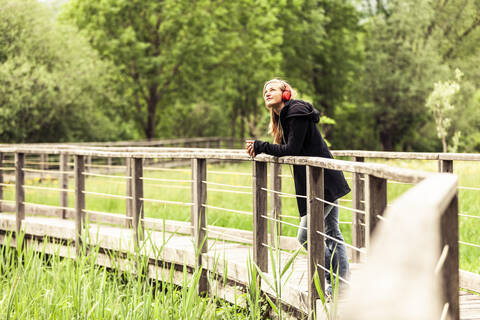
[340,174,459,320]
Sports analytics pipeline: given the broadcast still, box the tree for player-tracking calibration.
[0,0,125,142]
[426,69,463,152]
[63,0,228,140]
[361,0,480,151]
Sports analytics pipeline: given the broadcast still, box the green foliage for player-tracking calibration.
[359,0,480,151]
[425,69,463,152]
[2,0,480,150]
[0,0,127,142]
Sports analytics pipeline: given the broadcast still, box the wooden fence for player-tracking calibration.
[0,146,473,319]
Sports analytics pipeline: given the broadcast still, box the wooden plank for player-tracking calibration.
[125,158,133,227]
[192,158,207,295]
[352,156,365,263]
[440,193,460,320]
[365,175,387,248]
[306,165,325,319]
[270,162,282,245]
[332,150,440,160]
[60,153,69,219]
[440,153,480,161]
[460,270,480,294]
[439,159,454,173]
[74,155,85,253]
[15,153,25,234]
[132,158,144,243]
[253,161,268,273]
[40,154,46,178]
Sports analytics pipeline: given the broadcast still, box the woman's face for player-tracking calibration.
[263,82,283,108]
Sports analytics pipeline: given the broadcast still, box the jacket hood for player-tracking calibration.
[280,99,320,123]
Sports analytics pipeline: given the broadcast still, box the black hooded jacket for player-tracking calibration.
[254,99,351,216]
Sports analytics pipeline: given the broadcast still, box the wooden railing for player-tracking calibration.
[332,150,480,294]
[0,146,464,319]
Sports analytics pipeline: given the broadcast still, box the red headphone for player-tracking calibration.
[282,84,291,101]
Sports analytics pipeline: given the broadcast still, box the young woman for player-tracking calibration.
[246,79,351,294]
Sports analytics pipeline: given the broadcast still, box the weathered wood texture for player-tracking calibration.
[365,175,387,249]
[132,158,144,243]
[460,270,480,293]
[60,153,69,219]
[253,161,268,273]
[15,153,25,234]
[332,150,480,161]
[340,174,459,320]
[306,165,325,319]
[74,155,85,252]
[439,159,454,173]
[441,193,459,320]
[192,158,207,295]
[270,162,282,245]
[352,157,365,263]
[126,158,133,227]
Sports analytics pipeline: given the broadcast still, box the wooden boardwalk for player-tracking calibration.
[1,213,479,319]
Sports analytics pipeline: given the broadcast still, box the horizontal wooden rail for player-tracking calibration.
[0,147,431,183]
[332,150,480,161]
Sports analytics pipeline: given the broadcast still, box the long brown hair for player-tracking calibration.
[263,79,296,144]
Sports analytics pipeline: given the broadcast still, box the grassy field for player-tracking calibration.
[1,158,479,273]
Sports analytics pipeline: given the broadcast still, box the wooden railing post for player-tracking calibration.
[40,154,46,180]
[126,158,133,228]
[352,157,365,262]
[74,155,85,253]
[365,175,387,249]
[440,193,459,320]
[60,153,69,219]
[439,159,453,173]
[86,156,92,172]
[107,157,112,173]
[270,162,282,245]
[192,158,208,295]
[0,152,3,213]
[132,158,144,244]
[307,165,325,319]
[253,161,268,274]
[15,153,25,234]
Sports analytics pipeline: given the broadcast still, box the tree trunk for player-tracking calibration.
[145,84,159,140]
[146,97,157,140]
[380,129,393,151]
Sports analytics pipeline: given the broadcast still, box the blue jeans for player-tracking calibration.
[297,200,349,284]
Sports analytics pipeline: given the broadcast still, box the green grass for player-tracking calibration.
[0,233,252,319]
[1,158,479,273]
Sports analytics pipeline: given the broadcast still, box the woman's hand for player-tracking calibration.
[245,140,255,157]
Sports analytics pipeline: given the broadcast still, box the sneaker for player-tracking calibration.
[325,285,333,301]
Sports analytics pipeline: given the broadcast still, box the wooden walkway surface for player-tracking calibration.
[1,213,479,319]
